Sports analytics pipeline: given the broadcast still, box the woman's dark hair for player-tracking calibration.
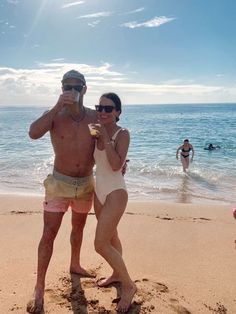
[184,139,189,142]
[100,92,122,121]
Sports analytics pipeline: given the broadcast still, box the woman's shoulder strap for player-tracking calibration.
[111,128,124,140]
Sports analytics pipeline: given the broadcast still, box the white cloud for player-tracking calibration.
[88,20,100,28]
[51,58,66,62]
[61,1,84,9]
[7,0,19,4]
[0,63,235,106]
[121,16,176,29]
[122,7,145,15]
[0,63,125,106]
[0,19,16,33]
[77,11,112,19]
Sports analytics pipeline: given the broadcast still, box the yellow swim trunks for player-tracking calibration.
[43,170,94,214]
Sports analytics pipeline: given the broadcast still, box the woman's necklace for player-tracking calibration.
[67,107,86,125]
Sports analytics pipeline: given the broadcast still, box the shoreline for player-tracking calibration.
[0,191,233,207]
[0,194,236,313]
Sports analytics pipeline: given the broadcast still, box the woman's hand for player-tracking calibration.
[122,159,129,176]
[95,123,110,144]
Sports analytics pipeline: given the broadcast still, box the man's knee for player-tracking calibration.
[72,213,87,230]
[42,211,64,241]
[42,225,60,242]
[70,225,84,239]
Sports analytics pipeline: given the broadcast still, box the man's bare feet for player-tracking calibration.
[117,282,137,313]
[70,266,96,278]
[26,290,44,314]
[97,275,120,287]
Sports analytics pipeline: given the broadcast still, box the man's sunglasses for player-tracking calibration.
[63,85,84,92]
[95,105,115,113]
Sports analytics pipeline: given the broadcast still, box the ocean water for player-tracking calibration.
[0,104,236,205]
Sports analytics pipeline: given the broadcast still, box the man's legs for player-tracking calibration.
[70,211,93,276]
[27,211,64,313]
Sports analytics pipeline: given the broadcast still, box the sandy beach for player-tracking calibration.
[0,194,235,313]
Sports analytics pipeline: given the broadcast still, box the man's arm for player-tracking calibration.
[29,96,64,139]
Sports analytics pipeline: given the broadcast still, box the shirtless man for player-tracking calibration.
[27,70,97,313]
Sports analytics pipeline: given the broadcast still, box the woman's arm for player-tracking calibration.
[191,145,195,161]
[176,146,182,159]
[104,129,130,171]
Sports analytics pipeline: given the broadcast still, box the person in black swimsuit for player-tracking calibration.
[176,139,194,172]
[204,143,221,150]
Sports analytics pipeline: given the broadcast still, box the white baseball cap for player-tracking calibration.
[61,69,86,85]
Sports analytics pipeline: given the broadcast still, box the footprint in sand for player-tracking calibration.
[134,278,169,302]
[203,302,228,314]
[82,278,98,289]
[156,215,211,222]
[169,298,191,314]
[134,278,192,314]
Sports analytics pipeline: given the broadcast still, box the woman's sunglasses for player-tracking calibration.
[95,105,115,113]
[63,85,84,92]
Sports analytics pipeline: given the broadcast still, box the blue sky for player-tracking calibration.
[0,0,236,106]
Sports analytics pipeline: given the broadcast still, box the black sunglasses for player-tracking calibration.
[63,85,84,92]
[95,105,115,113]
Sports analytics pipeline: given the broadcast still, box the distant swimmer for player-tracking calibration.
[204,143,221,150]
[176,139,195,172]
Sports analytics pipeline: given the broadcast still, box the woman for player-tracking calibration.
[91,92,136,312]
[176,139,194,172]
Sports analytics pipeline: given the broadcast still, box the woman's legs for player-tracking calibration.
[181,155,189,172]
[94,194,122,286]
[94,190,136,311]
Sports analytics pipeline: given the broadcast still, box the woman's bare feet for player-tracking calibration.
[97,274,120,287]
[117,282,137,312]
[26,289,44,313]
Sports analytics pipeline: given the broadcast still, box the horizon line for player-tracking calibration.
[0,102,236,109]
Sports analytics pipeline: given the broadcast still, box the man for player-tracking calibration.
[27,70,97,313]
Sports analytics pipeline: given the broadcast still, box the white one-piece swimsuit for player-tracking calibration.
[94,128,127,205]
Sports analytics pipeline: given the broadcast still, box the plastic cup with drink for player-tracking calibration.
[73,90,80,104]
[88,123,101,138]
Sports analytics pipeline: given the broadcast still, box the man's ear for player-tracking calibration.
[82,85,87,95]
